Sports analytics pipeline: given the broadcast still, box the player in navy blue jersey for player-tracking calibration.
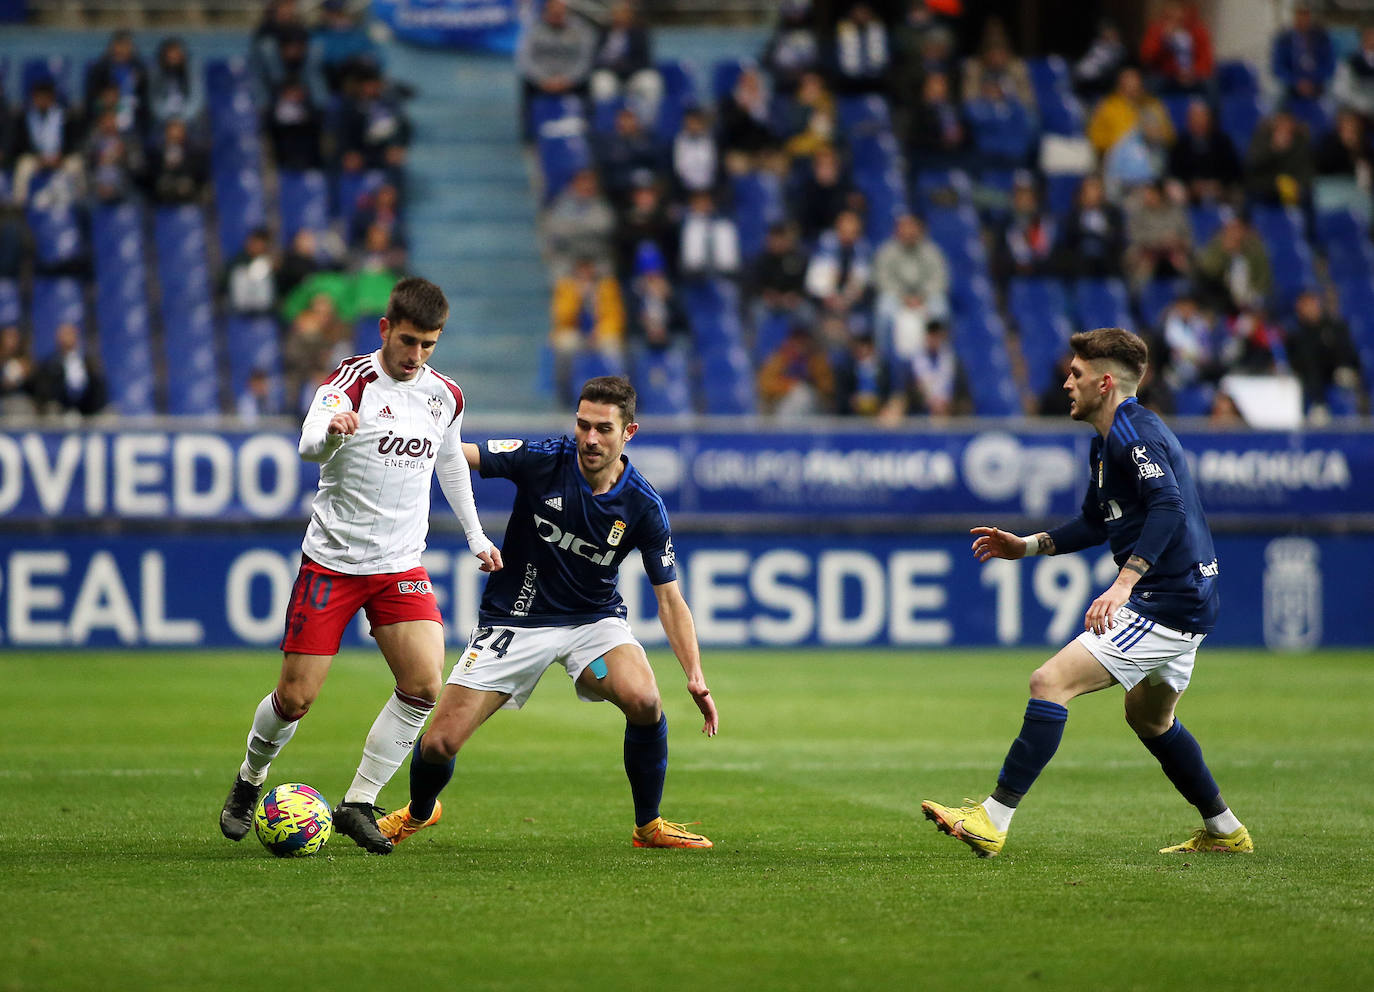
[922,328,1253,858]
[379,376,719,849]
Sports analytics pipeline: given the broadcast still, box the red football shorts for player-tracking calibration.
[279,556,444,656]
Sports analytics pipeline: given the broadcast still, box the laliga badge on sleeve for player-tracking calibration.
[487,439,524,453]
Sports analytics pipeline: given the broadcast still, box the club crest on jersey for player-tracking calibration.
[320,389,345,411]
[428,394,444,422]
[488,439,524,453]
[1132,444,1164,480]
[607,519,626,546]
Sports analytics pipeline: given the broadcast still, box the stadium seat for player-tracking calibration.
[913,168,974,210]
[836,94,893,139]
[1217,59,1259,95]
[279,169,330,242]
[732,170,785,261]
[31,277,84,359]
[654,59,698,147]
[697,344,756,416]
[571,348,628,385]
[1073,278,1133,330]
[632,346,693,417]
[953,311,1021,415]
[1138,277,1188,330]
[26,203,85,272]
[1174,383,1215,416]
[1045,173,1084,216]
[335,169,387,231]
[226,314,284,397]
[711,58,750,105]
[22,55,70,99]
[537,131,592,203]
[531,94,586,134]
[0,278,20,327]
[354,314,382,354]
[1187,203,1225,246]
[752,309,794,364]
[1218,92,1264,158]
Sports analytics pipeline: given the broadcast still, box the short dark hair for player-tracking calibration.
[386,277,449,331]
[1069,327,1148,385]
[578,375,637,426]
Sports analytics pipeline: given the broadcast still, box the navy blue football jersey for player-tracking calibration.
[1052,398,1220,634]
[476,436,678,627]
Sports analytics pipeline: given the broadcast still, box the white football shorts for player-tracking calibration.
[1075,605,1205,692]
[446,616,641,709]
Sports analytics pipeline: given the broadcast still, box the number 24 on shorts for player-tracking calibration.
[464,627,515,670]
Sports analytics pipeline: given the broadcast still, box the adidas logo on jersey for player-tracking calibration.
[544,496,563,511]
[378,405,395,420]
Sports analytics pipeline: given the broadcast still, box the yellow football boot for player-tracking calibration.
[632,817,712,849]
[376,801,443,846]
[921,799,1007,858]
[1159,825,1254,854]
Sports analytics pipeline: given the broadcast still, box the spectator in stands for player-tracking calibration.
[350,181,404,250]
[32,323,105,418]
[1167,98,1242,204]
[596,105,662,205]
[236,367,283,422]
[965,72,1036,169]
[761,0,822,97]
[907,70,967,168]
[589,1,661,122]
[1208,387,1245,424]
[1056,173,1125,278]
[896,319,967,418]
[793,144,858,242]
[1271,2,1334,104]
[1194,213,1271,314]
[628,263,687,352]
[874,212,949,360]
[614,171,677,281]
[148,37,205,133]
[85,106,145,204]
[671,106,720,197]
[315,0,384,95]
[779,70,836,163]
[678,189,741,281]
[718,66,778,162]
[834,331,902,421]
[354,222,406,275]
[0,324,35,417]
[832,2,891,97]
[1073,18,1127,103]
[224,226,278,316]
[1220,305,1286,375]
[1087,66,1175,160]
[962,18,1035,112]
[338,65,410,174]
[266,75,324,171]
[283,297,336,413]
[805,207,873,320]
[11,79,84,207]
[1286,288,1362,420]
[145,118,208,205]
[277,228,323,298]
[517,0,599,142]
[747,220,809,325]
[1331,25,1374,121]
[84,30,149,138]
[890,1,959,139]
[758,323,835,416]
[252,0,314,98]
[1159,292,1223,392]
[1314,108,1373,190]
[992,173,1058,285]
[1244,110,1313,207]
[550,255,626,401]
[543,166,616,277]
[1139,0,1214,95]
[1037,351,1074,417]
[1123,179,1192,292]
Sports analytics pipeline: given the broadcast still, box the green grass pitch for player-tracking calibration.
[2,648,1371,991]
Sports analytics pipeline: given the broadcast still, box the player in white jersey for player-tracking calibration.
[219,277,503,854]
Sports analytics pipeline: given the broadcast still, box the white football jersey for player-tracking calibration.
[298,352,474,574]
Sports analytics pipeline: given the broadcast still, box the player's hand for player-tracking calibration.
[970,526,1025,562]
[687,678,717,737]
[327,411,359,437]
[476,547,503,573]
[1084,581,1131,635]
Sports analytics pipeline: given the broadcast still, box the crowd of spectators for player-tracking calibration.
[0,0,412,419]
[527,0,1370,425]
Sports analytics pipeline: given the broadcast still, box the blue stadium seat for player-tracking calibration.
[279,169,330,242]
[966,100,1035,166]
[732,170,785,261]
[22,55,71,99]
[537,131,592,203]
[591,95,625,136]
[226,315,284,397]
[1217,60,1259,95]
[953,311,1021,415]
[354,314,381,354]
[216,167,268,259]
[697,344,756,416]
[31,277,84,359]
[1073,278,1133,330]
[1219,92,1264,157]
[752,309,794,364]
[913,168,974,210]
[855,168,907,243]
[711,58,750,105]
[633,347,693,417]
[1009,277,1072,395]
[0,278,20,326]
[1045,173,1084,216]
[571,348,628,385]
[164,302,220,416]
[1286,95,1331,140]
[837,94,893,139]
[654,59,698,147]
[1188,203,1225,246]
[1027,56,1071,93]
[531,94,586,133]
[335,169,387,230]
[1175,383,1215,416]
[26,203,85,272]
[1138,277,1188,329]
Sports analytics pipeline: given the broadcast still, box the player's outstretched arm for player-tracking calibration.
[653,580,718,737]
[462,441,481,469]
[971,526,1053,562]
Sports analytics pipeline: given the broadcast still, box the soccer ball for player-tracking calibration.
[253,783,332,858]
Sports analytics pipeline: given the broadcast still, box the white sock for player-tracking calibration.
[982,796,1017,833]
[342,689,433,805]
[1204,808,1243,834]
[239,691,302,787]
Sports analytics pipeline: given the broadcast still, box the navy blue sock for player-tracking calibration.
[623,714,668,828]
[1140,720,1226,817]
[994,699,1070,802]
[408,733,454,822]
